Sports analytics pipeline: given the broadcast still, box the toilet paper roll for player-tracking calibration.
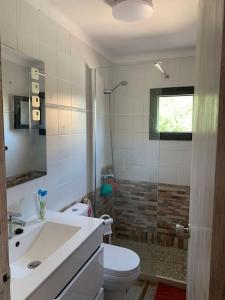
[102,217,113,236]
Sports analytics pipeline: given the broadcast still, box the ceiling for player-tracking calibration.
[29,0,199,61]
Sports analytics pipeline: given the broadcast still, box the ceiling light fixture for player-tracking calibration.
[112,0,154,22]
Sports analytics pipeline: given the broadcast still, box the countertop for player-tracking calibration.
[10,211,103,300]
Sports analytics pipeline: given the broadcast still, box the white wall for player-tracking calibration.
[0,0,112,219]
[110,56,195,186]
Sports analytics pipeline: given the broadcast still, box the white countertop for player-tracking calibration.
[10,211,103,300]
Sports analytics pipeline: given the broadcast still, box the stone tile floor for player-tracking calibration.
[113,238,187,282]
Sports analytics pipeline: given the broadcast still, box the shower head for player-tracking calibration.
[104,81,128,95]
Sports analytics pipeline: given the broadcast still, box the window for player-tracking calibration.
[149,86,194,140]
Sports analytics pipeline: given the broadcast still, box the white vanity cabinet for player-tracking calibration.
[23,216,105,300]
[55,246,104,300]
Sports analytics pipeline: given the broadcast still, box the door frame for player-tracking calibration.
[0,40,10,299]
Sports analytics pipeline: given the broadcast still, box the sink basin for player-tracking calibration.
[9,221,80,279]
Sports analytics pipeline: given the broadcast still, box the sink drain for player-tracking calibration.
[27,261,41,269]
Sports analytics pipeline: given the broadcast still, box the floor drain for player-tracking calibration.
[27,261,41,269]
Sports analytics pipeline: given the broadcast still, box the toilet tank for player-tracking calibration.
[63,203,89,216]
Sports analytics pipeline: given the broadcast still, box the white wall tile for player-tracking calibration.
[46,108,58,136]
[72,134,86,156]
[71,111,86,134]
[1,0,112,219]
[71,84,86,109]
[159,166,177,185]
[176,141,192,151]
[159,149,179,167]
[0,0,17,48]
[176,167,191,186]
[132,116,145,133]
[111,58,194,185]
[17,0,39,58]
[45,161,61,189]
[160,141,177,151]
[57,159,73,184]
[57,26,71,56]
[39,13,58,48]
[47,135,60,163]
[57,80,72,106]
[71,39,86,86]
[45,76,58,105]
[39,44,57,77]
[176,150,192,168]
[2,0,195,220]
[47,182,75,212]
[57,52,71,81]
[58,110,72,135]
[57,135,73,160]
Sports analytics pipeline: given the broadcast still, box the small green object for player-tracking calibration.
[100,184,113,197]
[39,200,46,220]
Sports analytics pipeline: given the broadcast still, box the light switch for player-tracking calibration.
[32,96,40,108]
[31,67,39,80]
[32,109,40,121]
[32,82,39,94]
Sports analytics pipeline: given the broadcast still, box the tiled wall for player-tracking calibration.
[157,184,190,249]
[110,58,194,186]
[113,180,190,249]
[0,0,112,219]
[96,60,194,249]
[114,180,157,242]
[0,1,194,241]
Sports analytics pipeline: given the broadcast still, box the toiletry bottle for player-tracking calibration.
[38,189,47,220]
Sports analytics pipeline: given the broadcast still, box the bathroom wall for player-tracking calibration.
[114,181,190,249]
[0,0,112,219]
[107,57,195,248]
[111,57,195,186]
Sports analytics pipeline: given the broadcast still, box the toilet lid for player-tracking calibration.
[103,243,140,277]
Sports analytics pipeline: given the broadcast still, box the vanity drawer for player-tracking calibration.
[55,246,104,300]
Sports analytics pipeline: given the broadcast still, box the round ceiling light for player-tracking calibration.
[112,0,154,22]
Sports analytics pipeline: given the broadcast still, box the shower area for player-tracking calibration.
[92,56,194,283]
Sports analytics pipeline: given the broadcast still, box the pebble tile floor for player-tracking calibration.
[113,238,187,282]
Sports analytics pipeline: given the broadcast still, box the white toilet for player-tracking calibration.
[63,203,140,300]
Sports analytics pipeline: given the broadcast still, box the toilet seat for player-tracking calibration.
[102,243,140,277]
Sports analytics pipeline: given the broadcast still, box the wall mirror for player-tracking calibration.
[1,45,47,188]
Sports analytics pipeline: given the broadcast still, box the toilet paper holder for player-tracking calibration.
[100,214,113,244]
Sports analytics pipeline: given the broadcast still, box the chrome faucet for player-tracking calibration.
[8,212,26,239]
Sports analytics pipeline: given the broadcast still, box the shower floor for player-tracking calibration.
[113,238,187,282]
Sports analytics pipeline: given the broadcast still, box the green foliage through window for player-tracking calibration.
[158,96,193,133]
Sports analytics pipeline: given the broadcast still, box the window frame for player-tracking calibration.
[149,86,194,141]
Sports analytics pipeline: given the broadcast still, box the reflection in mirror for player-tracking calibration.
[1,45,47,188]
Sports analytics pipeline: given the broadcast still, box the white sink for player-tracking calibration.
[9,221,80,279]
[10,212,103,300]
